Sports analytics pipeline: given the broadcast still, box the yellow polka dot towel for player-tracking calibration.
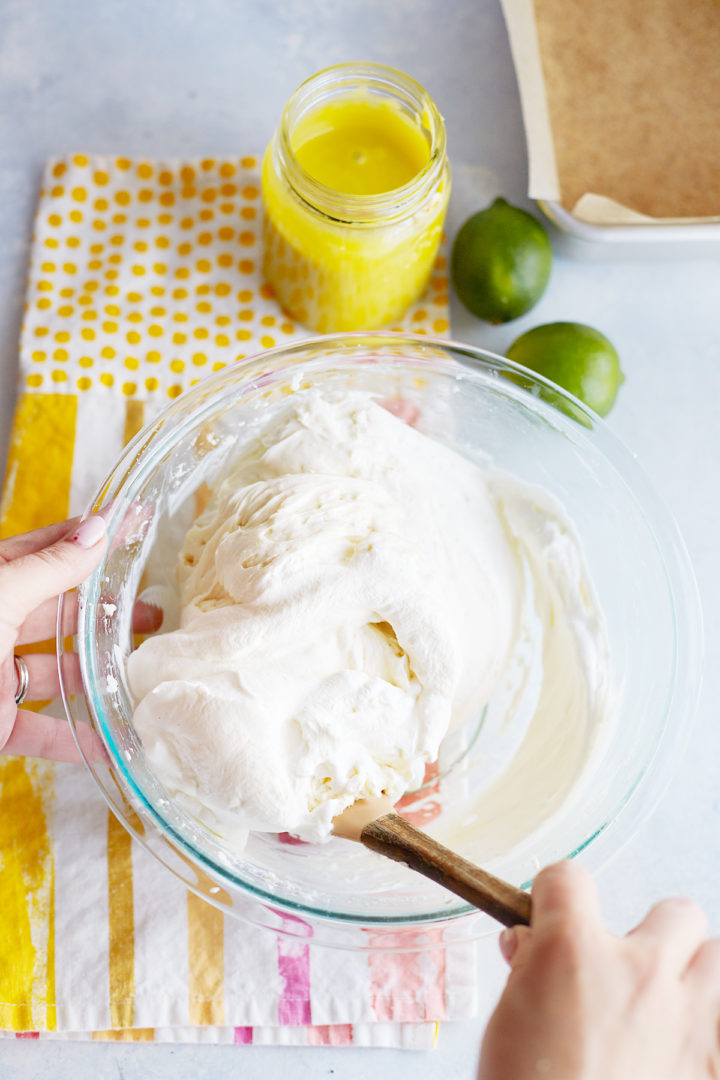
[23,153,449,402]
[0,155,471,1048]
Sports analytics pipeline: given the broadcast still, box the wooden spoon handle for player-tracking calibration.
[361,812,531,928]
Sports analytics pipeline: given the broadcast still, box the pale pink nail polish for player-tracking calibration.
[499,927,518,963]
[71,515,107,548]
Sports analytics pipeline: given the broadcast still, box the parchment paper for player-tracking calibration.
[500,0,720,224]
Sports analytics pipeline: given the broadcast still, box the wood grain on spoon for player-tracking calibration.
[333,797,531,929]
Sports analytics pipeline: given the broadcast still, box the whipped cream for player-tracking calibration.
[127,392,523,846]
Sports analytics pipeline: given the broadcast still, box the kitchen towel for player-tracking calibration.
[0,154,474,1049]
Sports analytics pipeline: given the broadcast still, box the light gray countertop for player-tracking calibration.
[1,1,719,1077]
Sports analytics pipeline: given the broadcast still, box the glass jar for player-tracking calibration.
[261,62,450,332]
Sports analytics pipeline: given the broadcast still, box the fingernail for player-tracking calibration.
[70,515,107,549]
[499,927,518,963]
[145,602,164,631]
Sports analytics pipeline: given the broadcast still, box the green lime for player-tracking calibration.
[451,197,552,323]
[506,322,624,417]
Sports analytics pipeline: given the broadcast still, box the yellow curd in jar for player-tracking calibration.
[261,64,450,332]
[291,99,430,195]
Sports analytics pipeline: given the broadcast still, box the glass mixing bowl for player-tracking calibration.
[58,333,702,950]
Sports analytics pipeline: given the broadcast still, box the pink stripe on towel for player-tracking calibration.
[233,1026,253,1044]
[367,928,447,1022]
[307,1023,354,1046]
[272,908,313,1026]
[277,940,312,1025]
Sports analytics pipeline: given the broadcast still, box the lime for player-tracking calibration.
[506,322,624,417]
[451,197,552,323]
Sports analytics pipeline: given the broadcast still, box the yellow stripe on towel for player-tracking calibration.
[0,392,77,1030]
[107,813,136,1029]
[92,1026,155,1041]
[104,396,147,1030]
[123,399,145,447]
[0,392,78,536]
[187,892,225,1026]
[0,760,56,1030]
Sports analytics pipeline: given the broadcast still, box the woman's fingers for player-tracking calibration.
[132,599,164,634]
[530,861,604,932]
[14,607,161,702]
[0,516,107,637]
[15,653,62,700]
[13,652,85,700]
[16,594,71,645]
[1,709,108,763]
[0,654,19,741]
[0,512,163,765]
[17,592,163,647]
[0,647,104,761]
[380,398,421,426]
[628,898,709,972]
[499,924,532,966]
[684,938,720,998]
[0,518,79,562]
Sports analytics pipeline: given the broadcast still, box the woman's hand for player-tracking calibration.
[478,861,720,1080]
[0,515,110,762]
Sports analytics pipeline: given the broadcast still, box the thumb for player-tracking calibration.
[0,515,107,631]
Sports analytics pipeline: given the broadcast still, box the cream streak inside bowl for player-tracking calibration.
[125,387,611,885]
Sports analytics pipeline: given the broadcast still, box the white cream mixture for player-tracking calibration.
[128,392,608,852]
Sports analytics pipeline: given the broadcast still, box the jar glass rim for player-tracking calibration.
[274,61,448,225]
